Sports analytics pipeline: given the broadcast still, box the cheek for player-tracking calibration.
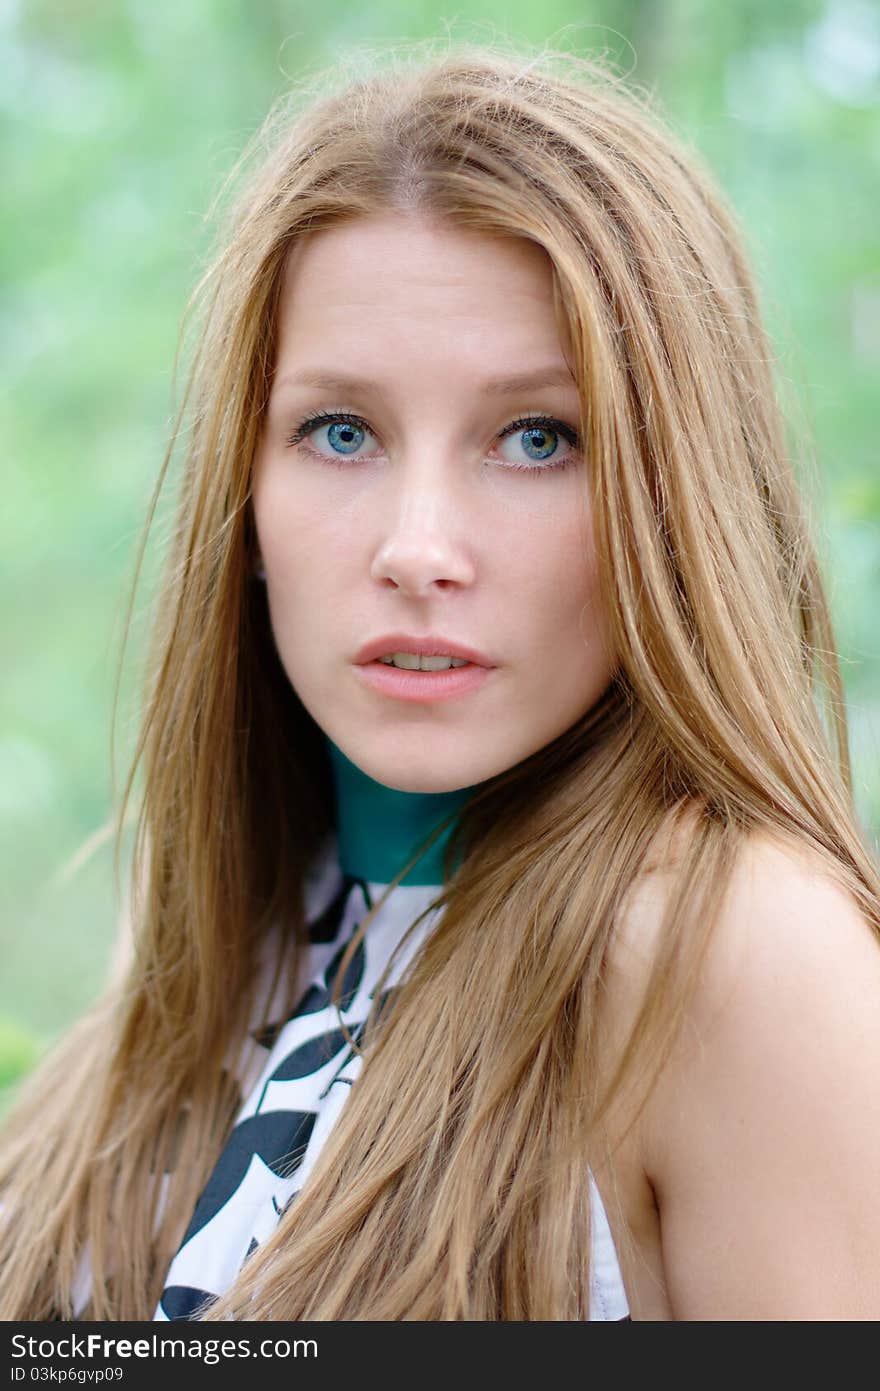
[514,499,602,631]
[253,459,346,589]
[533,509,614,695]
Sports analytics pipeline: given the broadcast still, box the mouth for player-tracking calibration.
[354,656,496,705]
[354,634,497,668]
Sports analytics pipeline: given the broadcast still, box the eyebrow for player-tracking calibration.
[274,366,576,396]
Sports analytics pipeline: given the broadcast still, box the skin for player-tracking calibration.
[252,212,614,793]
[599,828,880,1319]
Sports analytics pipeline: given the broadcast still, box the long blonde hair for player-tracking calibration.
[2,40,878,1320]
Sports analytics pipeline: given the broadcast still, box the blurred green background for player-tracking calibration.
[2,0,879,1106]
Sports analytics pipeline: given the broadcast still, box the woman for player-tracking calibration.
[1,42,879,1321]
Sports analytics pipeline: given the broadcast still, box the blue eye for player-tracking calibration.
[286,411,379,459]
[326,420,364,453]
[509,426,561,461]
[495,416,578,471]
[525,427,557,458]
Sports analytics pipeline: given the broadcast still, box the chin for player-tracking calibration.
[357,745,491,795]
[378,766,477,795]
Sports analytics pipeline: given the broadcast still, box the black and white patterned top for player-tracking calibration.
[146,829,629,1322]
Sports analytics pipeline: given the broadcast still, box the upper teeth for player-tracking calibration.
[379,652,470,670]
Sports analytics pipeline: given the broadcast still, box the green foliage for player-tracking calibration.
[0,1016,42,1090]
[0,1015,44,1120]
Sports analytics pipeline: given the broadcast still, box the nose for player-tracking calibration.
[370,457,476,596]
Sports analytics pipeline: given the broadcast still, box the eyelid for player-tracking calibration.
[285,407,380,449]
[284,408,581,442]
[497,414,579,446]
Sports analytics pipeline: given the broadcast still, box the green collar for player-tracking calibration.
[325,735,481,885]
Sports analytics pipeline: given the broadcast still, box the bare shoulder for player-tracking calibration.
[602,813,880,1319]
[606,813,879,1025]
[665,823,878,1034]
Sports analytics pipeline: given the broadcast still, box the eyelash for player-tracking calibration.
[284,409,580,473]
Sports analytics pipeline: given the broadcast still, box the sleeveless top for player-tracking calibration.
[150,734,630,1320]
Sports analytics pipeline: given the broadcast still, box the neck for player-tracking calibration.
[324,734,481,885]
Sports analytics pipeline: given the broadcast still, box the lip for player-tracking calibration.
[354,633,497,668]
[354,660,495,704]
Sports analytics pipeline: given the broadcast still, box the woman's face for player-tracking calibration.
[252,213,615,792]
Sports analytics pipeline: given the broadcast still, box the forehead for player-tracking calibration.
[274,213,567,360]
